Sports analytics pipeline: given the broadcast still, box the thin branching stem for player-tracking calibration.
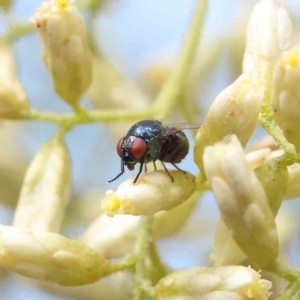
[132,216,154,300]
[154,0,208,119]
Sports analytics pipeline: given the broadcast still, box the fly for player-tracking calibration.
[109,119,200,184]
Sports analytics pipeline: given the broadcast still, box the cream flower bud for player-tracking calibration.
[246,148,272,170]
[0,43,29,117]
[212,219,246,267]
[13,137,71,233]
[213,211,296,267]
[204,135,278,266]
[102,170,196,216]
[284,163,300,199]
[0,0,11,9]
[155,266,271,300]
[248,136,278,152]
[255,161,288,215]
[272,49,300,150]
[243,0,293,79]
[82,192,198,258]
[0,225,109,286]
[194,74,263,171]
[32,0,92,104]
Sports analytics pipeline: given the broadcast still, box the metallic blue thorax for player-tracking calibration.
[127,120,162,162]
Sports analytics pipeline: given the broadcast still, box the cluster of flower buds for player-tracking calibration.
[32,0,92,105]
[204,135,278,267]
[194,0,294,172]
[155,266,271,299]
[0,43,29,117]
[102,170,196,216]
[13,136,71,233]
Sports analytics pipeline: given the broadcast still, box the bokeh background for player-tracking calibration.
[0,0,300,298]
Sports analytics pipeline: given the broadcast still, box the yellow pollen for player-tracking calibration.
[55,0,69,10]
[286,52,300,68]
[104,196,120,212]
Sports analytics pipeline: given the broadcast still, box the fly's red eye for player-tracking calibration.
[131,137,147,158]
[116,138,124,157]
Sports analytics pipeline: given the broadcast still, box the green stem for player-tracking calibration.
[148,242,170,284]
[154,0,208,118]
[132,216,154,300]
[101,255,136,278]
[264,261,300,282]
[259,111,295,155]
[16,108,154,125]
[3,22,33,43]
[276,280,300,300]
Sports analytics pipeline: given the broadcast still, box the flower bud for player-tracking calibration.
[204,135,278,266]
[272,49,300,150]
[243,0,293,81]
[102,170,196,216]
[213,210,296,267]
[284,163,300,199]
[255,161,288,215]
[246,148,272,170]
[13,136,71,233]
[247,136,278,152]
[0,225,109,286]
[155,266,271,300]
[0,0,11,9]
[194,74,263,171]
[32,0,92,104]
[82,192,199,258]
[212,218,246,267]
[0,43,29,117]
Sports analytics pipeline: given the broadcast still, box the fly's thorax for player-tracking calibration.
[127,120,163,163]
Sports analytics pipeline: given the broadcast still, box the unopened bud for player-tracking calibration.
[272,49,300,150]
[32,0,92,104]
[204,135,278,266]
[13,136,71,233]
[102,170,196,216]
[284,163,300,199]
[0,43,29,117]
[212,218,246,267]
[255,161,288,215]
[243,0,293,82]
[246,148,272,170]
[0,0,12,9]
[194,74,263,171]
[247,136,278,152]
[82,191,198,258]
[155,266,271,300]
[0,225,109,286]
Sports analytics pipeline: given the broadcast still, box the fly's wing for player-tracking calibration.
[159,123,201,137]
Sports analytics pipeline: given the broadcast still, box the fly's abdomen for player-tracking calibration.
[160,131,189,163]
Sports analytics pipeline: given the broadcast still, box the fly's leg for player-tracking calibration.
[108,161,125,183]
[144,163,148,173]
[161,161,174,182]
[133,161,144,184]
[153,161,157,171]
[171,163,186,174]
